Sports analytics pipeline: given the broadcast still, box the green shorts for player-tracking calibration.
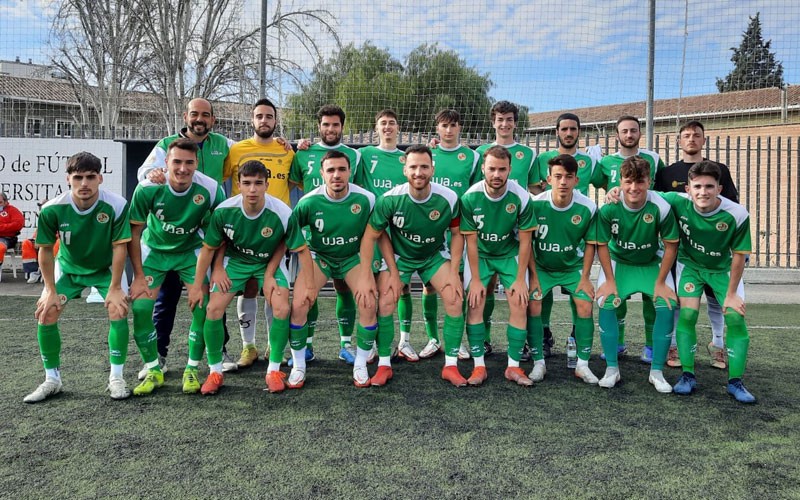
[141,245,204,288]
[388,250,450,285]
[529,267,592,302]
[55,268,112,303]
[213,256,289,294]
[315,252,360,280]
[596,259,676,310]
[675,261,744,302]
[464,254,525,290]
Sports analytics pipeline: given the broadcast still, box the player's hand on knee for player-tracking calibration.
[187,284,204,311]
[210,267,231,294]
[653,281,677,310]
[35,290,62,321]
[467,281,485,309]
[723,293,746,316]
[129,278,152,301]
[509,279,528,307]
[263,277,279,306]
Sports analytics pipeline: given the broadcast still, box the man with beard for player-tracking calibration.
[289,105,362,366]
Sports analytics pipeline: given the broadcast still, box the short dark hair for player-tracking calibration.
[616,115,640,132]
[321,150,350,169]
[435,109,461,125]
[253,98,277,114]
[375,109,398,123]
[404,144,432,162]
[548,153,579,175]
[556,112,581,129]
[318,104,346,126]
[620,156,651,183]
[66,151,102,174]
[238,160,268,181]
[167,138,199,156]
[483,145,511,163]
[490,100,518,122]
[679,120,705,135]
[688,160,721,182]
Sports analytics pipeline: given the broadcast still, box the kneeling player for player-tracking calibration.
[461,146,536,386]
[595,156,678,392]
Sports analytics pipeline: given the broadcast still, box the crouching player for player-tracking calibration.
[661,161,755,403]
[189,160,314,394]
[291,151,377,386]
[24,152,133,402]
[461,146,536,386]
[594,156,678,392]
[528,154,599,384]
[357,145,465,387]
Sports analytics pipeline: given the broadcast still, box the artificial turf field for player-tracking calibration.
[1,295,798,499]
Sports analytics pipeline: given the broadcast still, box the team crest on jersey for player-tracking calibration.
[429,210,441,221]
[643,213,654,224]
[571,215,582,225]
[612,297,622,308]
[193,194,205,205]
[515,151,524,160]
[145,276,154,287]
[372,260,380,271]
[351,204,362,215]
[505,203,516,213]
[58,294,68,305]
[531,289,543,300]
[684,282,695,293]
[578,160,586,168]
[96,213,110,224]
[458,153,466,161]
[399,156,406,164]
[261,227,273,238]
[319,260,328,269]
[716,222,729,231]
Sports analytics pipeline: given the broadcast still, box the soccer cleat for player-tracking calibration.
[520,344,532,362]
[648,371,673,393]
[221,352,238,372]
[441,366,468,387]
[457,343,471,360]
[138,355,167,381]
[237,346,259,368]
[338,345,356,365]
[574,365,599,385]
[467,366,488,386]
[200,372,224,395]
[370,366,393,386]
[287,368,306,389]
[265,370,287,393]
[27,270,42,284]
[353,366,371,388]
[528,362,547,383]
[182,368,201,394]
[727,379,756,404]
[395,341,419,362]
[23,377,63,403]
[133,370,164,396]
[107,377,131,400]
[366,346,378,364]
[707,342,728,370]
[504,366,533,386]
[543,327,554,358]
[598,368,621,388]
[484,341,494,357]
[600,343,627,361]
[419,338,442,359]
[640,345,653,364]
[666,346,682,368]
[288,346,315,368]
[673,373,697,395]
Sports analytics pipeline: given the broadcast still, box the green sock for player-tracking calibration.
[336,291,356,337]
[466,323,486,357]
[307,300,318,347]
[357,323,377,351]
[615,300,627,345]
[423,292,439,341]
[575,316,594,361]
[132,298,158,364]
[290,322,309,351]
[483,294,495,342]
[187,296,208,363]
[526,315,544,361]
[724,309,750,380]
[642,295,655,347]
[651,306,674,371]
[442,314,464,357]
[108,319,129,366]
[599,308,620,367]
[204,317,225,365]
[541,291,554,329]
[676,307,699,374]
[377,315,395,357]
[507,325,527,362]
[37,323,61,369]
[269,316,290,363]
[398,293,412,335]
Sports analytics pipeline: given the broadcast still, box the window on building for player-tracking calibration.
[26,118,42,137]
[55,120,74,138]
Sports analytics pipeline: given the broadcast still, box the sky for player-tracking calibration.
[1,0,798,113]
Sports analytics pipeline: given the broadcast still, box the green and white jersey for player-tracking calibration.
[531,190,597,272]
[36,190,131,276]
[369,183,460,263]
[137,130,234,183]
[289,142,362,193]
[475,142,537,189]
[596,191,679,266]
[130,171,224,254]
[294,183,375,262]
[204,194,306,266]
[460,180,537,259]
[532,149,598,195]
[661,192,751,272]
[592,149,665,190]
[355,146,407,197]
[431,145,480,199]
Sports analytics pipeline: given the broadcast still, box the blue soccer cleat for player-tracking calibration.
[727,379,756,404]
[640,345,653,363]
[338,345,356,365]
[673,373,697,395]
[600,343,627,361]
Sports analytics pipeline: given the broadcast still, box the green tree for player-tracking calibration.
[716,12,784,92]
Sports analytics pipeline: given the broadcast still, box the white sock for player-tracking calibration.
[110,364,123,378]
[444,355,457,367]
[355,347,370,368]
[45,368,60,381]
[576,358,589,369]
[706,295,725,348]
[145,359,159,370]
[210,362,223,374]
[267,361,281,373]
[649,369,665,379]
[534,359,545,367]
[507,356,519,368]
[341,336,352,346]
[378,356,391,367]
[473,355,485,368]
[604,366,619,377]
[306,336,314,347]
[187,359,200,368]
[400,331,410,343]
[238,296,257,344]
[292,348,307,371]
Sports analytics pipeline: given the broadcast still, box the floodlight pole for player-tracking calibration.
[646,0,655,149]
[259,0,268,99]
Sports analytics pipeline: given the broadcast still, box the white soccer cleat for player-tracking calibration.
[396,341,419,362]
[528,362,547,382]
[366,346,378,364]
[107,376,131,400]
[648,371,673,393]
[457,343,471,360]
[23,377,63,403]
[221,352,239,372]
[353,365,371,387]
[287,368,306,389]
[574,365,599,385]
[418,338,442,359]
[138,355,167,381]
[598,367,621,388]
[27,270,42,284]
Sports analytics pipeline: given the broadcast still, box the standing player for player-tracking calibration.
[128,139,224,395]
[187,160,314,394]
[461,146,536,386]
[528,154,598,384]
[662,161,755,403]
[594,157,678,392]
[24,152,133,402]
[291,151,377,386]
[290,104,362,365]
[356,145,465,387]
